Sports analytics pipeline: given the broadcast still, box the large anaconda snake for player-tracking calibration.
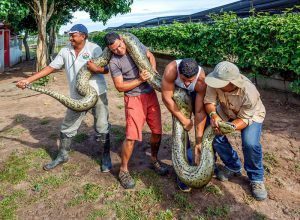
[26,33,235,187]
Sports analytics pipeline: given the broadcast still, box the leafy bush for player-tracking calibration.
[90,31,107,49]
[92,11,300,93]
[32,75,51,87]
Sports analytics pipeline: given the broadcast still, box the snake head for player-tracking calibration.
[218,121,236,135]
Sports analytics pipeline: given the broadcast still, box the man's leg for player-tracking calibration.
[93,93,111,172]
[146,91,168,176]
[118,95,144,189]
[150,133,168,175]
[118,139,136,189]
[43,132,71,170]
[150,133,161,161]
[120,139,135,172]
[241,122,267,200]
[195,115,211,165]
[213,135,242,181]
[43,109,85,170]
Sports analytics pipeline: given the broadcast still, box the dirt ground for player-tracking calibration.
[0,60,299,220]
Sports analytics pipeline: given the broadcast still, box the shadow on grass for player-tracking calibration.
[0,114,127,162]
[0,113,266,219]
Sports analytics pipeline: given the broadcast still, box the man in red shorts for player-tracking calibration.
[104,32,168,189]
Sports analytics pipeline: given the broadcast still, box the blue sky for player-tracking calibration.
[59,0,237,34]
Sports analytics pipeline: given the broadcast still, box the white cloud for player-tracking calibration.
[59,0,237,34]
[71,11,90,22]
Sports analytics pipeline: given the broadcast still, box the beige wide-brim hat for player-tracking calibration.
[205,61,244,88]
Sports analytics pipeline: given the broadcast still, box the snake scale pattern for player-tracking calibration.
[26,32,235,187]
[26,47,112,112]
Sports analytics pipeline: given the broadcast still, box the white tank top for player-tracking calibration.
[174,59,201,92]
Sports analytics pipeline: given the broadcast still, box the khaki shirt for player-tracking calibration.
[204,76,266,125]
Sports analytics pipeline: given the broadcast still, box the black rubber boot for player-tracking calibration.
[43,133,71,171]
[97,133,112,172]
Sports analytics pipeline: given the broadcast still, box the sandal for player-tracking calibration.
[151,160,168,176]
[119,170,135,189]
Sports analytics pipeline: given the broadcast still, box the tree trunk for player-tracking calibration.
[36,18,48,71]
[32,0,54,72]
[48,23,57,61]
[23,30,30,61]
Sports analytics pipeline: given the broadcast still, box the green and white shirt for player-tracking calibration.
[49,40,107,98]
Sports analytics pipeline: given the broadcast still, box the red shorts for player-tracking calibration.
[124,91,162,141]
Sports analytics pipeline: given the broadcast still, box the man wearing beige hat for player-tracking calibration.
[204,61,267,201]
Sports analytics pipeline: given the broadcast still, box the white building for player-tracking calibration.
[0,22,22,72]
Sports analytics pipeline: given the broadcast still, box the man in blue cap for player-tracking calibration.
[16,24,112,173]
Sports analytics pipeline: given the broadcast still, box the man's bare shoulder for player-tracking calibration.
[195,70,207,94]
[163,61,177,82]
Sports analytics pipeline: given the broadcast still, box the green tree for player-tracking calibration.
[20,15,37,61]
[47,5,74,60]
[29,0,133,71]
[0,1,35,61]
[0,1,29,28]
[1,0,133,71]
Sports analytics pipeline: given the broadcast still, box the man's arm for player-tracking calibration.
[194,78,207,145]
[86,60,109,74]
[162,61,193,131]
[205,103,247,133]
[231,118,247,130]
[204,85,224,134]
[146,50,157,72]
[86,46,109,74]
[16,66,56,89]
[112,69,150,92]
[193,73,207,164]
[205,103,223,135]
[17,48,64,89]
[233,92,259,130]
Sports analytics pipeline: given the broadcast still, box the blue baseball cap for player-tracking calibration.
[68,24,88,34]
